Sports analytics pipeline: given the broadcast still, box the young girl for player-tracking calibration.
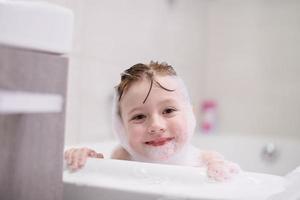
[64,61,240,181]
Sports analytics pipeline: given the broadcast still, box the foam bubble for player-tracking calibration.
[143,140,177,161]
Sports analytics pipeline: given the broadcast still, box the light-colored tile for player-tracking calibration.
[62,0,300,144]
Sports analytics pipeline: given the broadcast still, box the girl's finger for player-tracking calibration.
[88,150,103,158]
[71,149,81,170]
[88,149,97,157]
[77,148,90,167]
[96,153,104,158]
[65,148,75,165]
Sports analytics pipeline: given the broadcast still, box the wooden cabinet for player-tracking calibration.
[0,46,68,200]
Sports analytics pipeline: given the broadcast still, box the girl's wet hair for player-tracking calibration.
[116,61,177,104]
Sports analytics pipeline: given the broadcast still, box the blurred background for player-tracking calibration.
[42,0,300,146]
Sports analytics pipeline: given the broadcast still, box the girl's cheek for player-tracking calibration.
[128,126,145,139]
[172,116,188,131]
[173,119,189,141]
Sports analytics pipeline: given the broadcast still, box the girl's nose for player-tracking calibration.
[147,114,166,135]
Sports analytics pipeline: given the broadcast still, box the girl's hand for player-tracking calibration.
[206,160,240,181]
[64,147,103,171]
[201,151,240,181]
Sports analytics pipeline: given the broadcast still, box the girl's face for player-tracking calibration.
[119,75,191,161]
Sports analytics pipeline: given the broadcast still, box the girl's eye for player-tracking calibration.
[131,114,146,121]
[163,108,177,115]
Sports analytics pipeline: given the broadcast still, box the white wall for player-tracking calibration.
[45,0,300,145]
[204,0,300,137]
[46,0,207,145]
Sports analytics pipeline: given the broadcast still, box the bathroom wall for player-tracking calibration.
[204,0,300,137]
[45,0,300,145]
[45,0,208,145]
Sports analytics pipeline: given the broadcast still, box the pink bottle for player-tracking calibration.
[200,100,217,134]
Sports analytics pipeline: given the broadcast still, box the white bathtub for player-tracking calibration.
[63,134,300,200]
[190,134,300,176]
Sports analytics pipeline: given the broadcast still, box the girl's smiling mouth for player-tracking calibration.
[144,137,175,146]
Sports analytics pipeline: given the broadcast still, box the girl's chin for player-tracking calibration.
[142,140,178,161]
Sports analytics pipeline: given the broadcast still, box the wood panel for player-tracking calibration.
[0,46,68,200]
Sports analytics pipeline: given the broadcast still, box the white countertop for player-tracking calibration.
[0,0,73,54]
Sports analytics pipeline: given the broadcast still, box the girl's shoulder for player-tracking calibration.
[111,145,131,160]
